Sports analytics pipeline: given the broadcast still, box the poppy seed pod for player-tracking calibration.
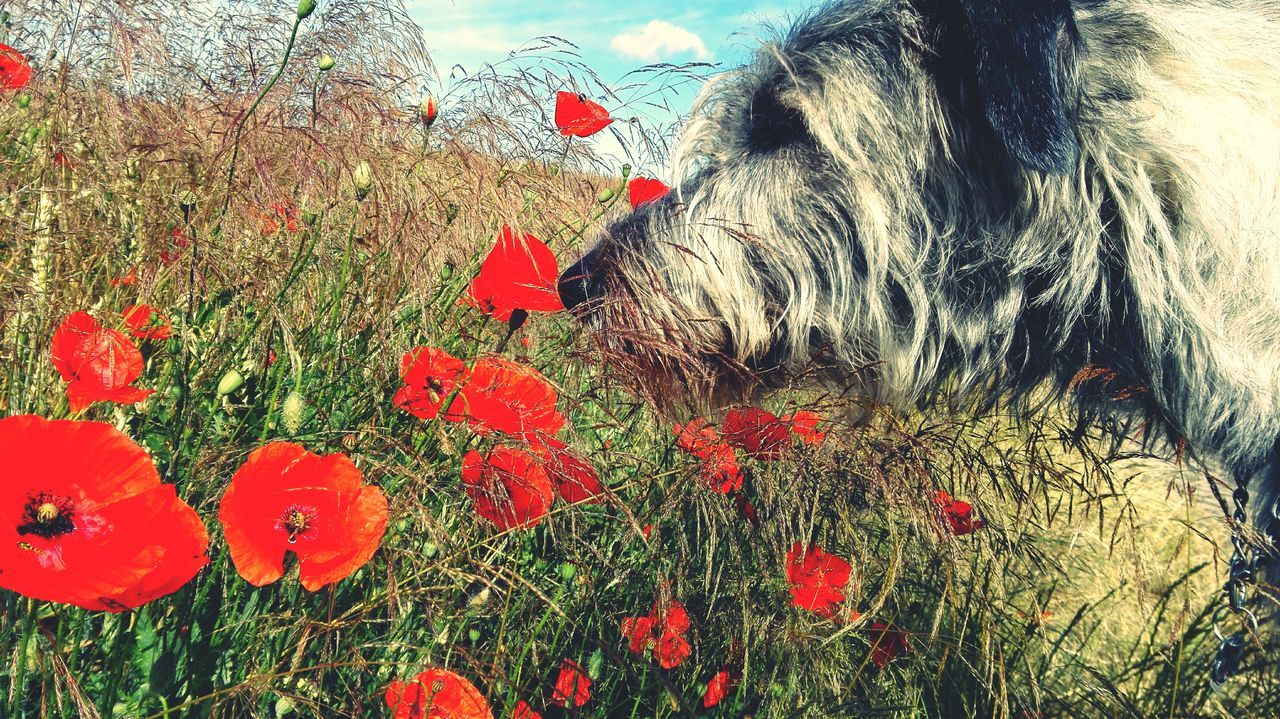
[16,93,31,108]
[352,161,373,200]
[296,0,316,20]
[317,54,335,72]
[597,187,615,203]
[420,94,438,128]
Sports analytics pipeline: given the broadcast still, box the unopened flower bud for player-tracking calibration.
[15,94,31,109]
[597,187,615,203]
[274,696,296,717]
[216,369,245,396]
[317,54,335,72]
[420,94,438,128]
[352,161,373,200]
[296,0,316,20]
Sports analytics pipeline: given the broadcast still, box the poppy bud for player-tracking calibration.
[468,628,481,642]
[274,697,296,717]
[282,390,306,434]
[16,93,31,109]
[445,203,459,224]
[587,649,604,679]
[352,161,373,200]
[317,54,335,72]
[420,94,438,128]
[597,188,615,203]
[557,562,577,581]
[621,164,632,178]
[296,0,316,20]
[216,369,245,396]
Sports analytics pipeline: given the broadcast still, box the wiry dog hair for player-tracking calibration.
[559,0,1280,515]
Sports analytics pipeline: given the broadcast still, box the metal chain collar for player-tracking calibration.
[1210,469,1278,687]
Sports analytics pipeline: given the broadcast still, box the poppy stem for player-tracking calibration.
[9,598,35,714]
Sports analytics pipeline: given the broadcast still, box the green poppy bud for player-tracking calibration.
[597,187,615,203]
[274,697,296,717]
[216,369,245,396]
[587,649,605,679]
[468,628,481,643]
[16,94,31,109]
[296,0,316,20]
[352,160,373,200]
[420,94,438,128]
[317,54,335,72]
[557,562,577,581]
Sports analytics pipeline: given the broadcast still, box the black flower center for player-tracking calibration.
[17,492,76,540]
[276,504,318,544]
[422,377,445,402]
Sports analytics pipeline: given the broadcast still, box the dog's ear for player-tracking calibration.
[955,0,1080,173]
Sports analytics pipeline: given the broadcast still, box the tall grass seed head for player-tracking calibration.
[282,390,307,434]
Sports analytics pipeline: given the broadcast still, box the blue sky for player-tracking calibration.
[404,1,813,166]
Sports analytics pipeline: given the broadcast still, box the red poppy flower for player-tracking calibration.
[0,44,32,90]
[512,700,541,719]
[867,622,909,669]
[699,444,743,494]
[393,346,468,420]
[554,92,612,137]
[786,543,852,618]
[384,668,493,719]
[110,268,139,287]
[448,358,565,439]
[0,415,208,611]
[53,151,73,169]
[934,491,984,535]
[673,418,719,456]
[51,312,155,412]
[702,670,734,708]
[159,228,192,266]
[628,177,671,209]
[466,228,564,322]
[535,439,605,504]
[551,659,591,708]
[122,304,173,341]
[783,410,828,446]
[721,407,791,461]
[621,599,693,669]
[218,442,388,591]
[461,448,554,531]
[734,492,759,526]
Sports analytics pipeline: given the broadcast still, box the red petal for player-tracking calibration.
[466,228,563,320]
[461,447,554,531]
[628,177,671,209]
[0,44,32,90]
[554,91,613,137]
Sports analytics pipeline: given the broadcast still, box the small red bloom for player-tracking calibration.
[218,442,388,591]
[393,346,468,420]
[466,227,563,321]
[784,410,828,446]
[122,304,173,341]
[702,670,734,708]
[934,491,984,536]
[448,357,565,440]
[159,228,192,266]
[673,418,719,456]
[384,668,493,719]
[722,407,791,461]
[734,492,759,526]
[628,177,671,209]
[110,268,139,287]
[51,312,155,412]
[461,447,554,531]
[867,622,909,669]
[699,444,743,494]
[53,151,73,169]
[512,700,541,719]
[0,44,32,90]
[554,92,612,137]
[536,439,605,504]
[786,543,853,618]
[621,599,693,669]
[551,659,591,708]
[0,416,208,611]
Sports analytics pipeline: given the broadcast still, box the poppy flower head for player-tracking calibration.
[673,418,719,457]
[0,415,208,611]
[702,670,734,708]
[461,448,554,531]
[784,410,828,446]
[512,700,541,719]
[934,491,984,535]
[551,659,592,708]
[628,177,671,209]
[466,228,563,321]
[123,304,173,341]
[621,598,693,669]
[535,439,605,504]
[448,357,565,440]
[384,668,493,719]
[554,92,612,137]
[160,228,192,266]
[394,346,468,420]
[721,407,791,461]
[699,444,743,494]
[0,44,32,90]
[51,312,155,412]
[867,622,909,669]
[218,442,388,591]
[786,543,853,618]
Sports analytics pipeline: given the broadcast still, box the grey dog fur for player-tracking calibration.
[564,0,1280,559]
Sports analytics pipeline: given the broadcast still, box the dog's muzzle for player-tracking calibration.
[558,249,600,313]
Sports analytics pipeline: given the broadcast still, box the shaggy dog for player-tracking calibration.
[558,0,1280,663]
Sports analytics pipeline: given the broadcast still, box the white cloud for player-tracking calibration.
[610,20,712,62]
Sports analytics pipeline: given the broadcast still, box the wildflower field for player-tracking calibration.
[1,1,1278,717]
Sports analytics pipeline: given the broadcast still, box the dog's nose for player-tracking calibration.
[558,251,597,312]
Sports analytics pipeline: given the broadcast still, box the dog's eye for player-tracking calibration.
[746,89,808,152]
